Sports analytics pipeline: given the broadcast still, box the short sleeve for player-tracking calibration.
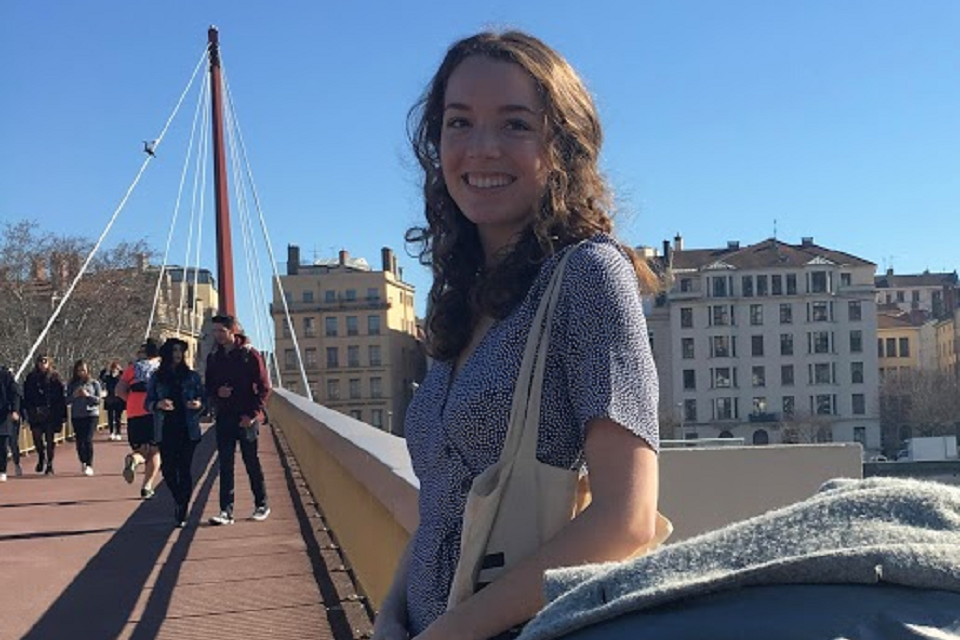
[557,240,660,452]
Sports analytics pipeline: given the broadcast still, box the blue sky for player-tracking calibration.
[2,1,958,339]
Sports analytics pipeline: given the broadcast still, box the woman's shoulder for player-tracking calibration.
[554,234,634,284]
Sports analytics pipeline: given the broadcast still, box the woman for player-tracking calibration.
[22,355,67,475]
[374,31,661,640]
[146,338,204,528]
[100,360,125,441]
[0,365,23,481]
[66,359,102,476]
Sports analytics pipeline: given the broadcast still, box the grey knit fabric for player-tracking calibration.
[519,477,960,640]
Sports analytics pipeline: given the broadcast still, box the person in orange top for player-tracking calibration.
[116,338,161,498]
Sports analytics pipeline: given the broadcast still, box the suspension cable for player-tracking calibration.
[146,66,209,339]
[16,47,209,380]
[223,62,306,397]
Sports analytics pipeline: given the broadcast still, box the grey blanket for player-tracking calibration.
[519,477,960,640]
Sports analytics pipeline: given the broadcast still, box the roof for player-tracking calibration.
[875,270,958,289]
[660,238,874,272]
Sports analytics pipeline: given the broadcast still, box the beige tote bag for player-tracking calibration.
[447,247,672,609]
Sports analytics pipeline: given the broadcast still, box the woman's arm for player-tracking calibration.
[372,538,414,640]
[417,419,658,640]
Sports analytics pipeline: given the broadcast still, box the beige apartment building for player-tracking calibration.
[874,268,958,319]
[876,310,938,382]
[147,265,219,366]
[272,246,425,435]
[646,235,882,455]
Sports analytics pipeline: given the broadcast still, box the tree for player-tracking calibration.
[880,369,960,453]
[0,219,159,378]
[780,410,833,445]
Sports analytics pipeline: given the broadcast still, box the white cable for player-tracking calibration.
[222,63,304,397]
[15,47,208,381]
[178,88,211,333]
[146,67,209,340]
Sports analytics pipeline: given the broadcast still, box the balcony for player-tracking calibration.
[270,298,391,314]
[748,411,781,423]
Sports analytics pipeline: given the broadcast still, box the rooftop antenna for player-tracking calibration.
[773,218,778,241]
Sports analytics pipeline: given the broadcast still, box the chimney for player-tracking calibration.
[801,237,814,247]
[886,267,894,278]
[287,244,300,275]
[381,247,394,274]
[727,240,740,250]
[339,249,349,266]
[54,253,68,287]
[30,256,48,281]
[674,233,684,251]
[662,240,672,266]
[136,252,149,271]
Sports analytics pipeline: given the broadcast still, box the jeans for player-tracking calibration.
[159,426,198,509]
[72,416,96,466]
[214,417,267,515]
[107,406,124,436]
[1,419,21,473]
[31,422,58,468]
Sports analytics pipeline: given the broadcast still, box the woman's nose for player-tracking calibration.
[465,125,501,159]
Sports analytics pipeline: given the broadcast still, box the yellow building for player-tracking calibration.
[272,246,425,434]
[936,312,958,379]
[876,309,937,382]
[147,265,220,366]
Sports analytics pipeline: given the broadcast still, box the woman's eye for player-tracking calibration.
[505,119,533,131]
[444,117,469,129]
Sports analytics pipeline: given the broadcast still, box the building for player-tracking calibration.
[875,268,959,319]
[647,235,881,455]
[272,246,425,434]
[146,265,219,366]
[876,309,938,382]
[936,311,959,379]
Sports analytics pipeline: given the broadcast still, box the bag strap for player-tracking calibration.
[499,244,579,468]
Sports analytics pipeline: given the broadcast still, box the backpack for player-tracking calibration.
[129,359,159,393]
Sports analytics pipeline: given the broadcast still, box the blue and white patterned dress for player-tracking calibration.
[404,234,660,635]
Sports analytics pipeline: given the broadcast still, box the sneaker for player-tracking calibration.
[122,454,136,484]
[209,511,235,526]
[0,473,6,482]
[45,465,54,475]
[84,465,94,477]
[141,485,155,499]
[251,505,271,522]
[35,461,44,473]
[14,464,22,477]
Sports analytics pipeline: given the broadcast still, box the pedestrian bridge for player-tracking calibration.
[1,388,864,638]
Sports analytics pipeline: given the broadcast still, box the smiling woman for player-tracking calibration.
[377,31,665,640]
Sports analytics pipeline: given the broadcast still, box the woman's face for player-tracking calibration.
[171,345,184,365]
[440,56,548,258]
[75,363,89,379]
[37,358,50,372]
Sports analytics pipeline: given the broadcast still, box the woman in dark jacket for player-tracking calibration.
[0,365,23,481]
[100,360,125,441]
[22,355,67,475]
[146,338,204,527]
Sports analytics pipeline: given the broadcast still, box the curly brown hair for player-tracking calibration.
[406,30,657,361]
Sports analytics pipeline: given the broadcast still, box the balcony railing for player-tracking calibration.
[748,411,781,423]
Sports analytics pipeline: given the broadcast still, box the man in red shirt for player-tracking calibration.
[205,314,272,525]
[116,339,161,498]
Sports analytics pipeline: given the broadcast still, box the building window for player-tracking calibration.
[682,337,695,359]
[811,331,831,354]
[811,271,828,293]
[751,335,764,357]
[350,409,362,421]
[851,361,864,384]
[848,300,862,321]
[305,348,317,369]
[327,379,340,400]
[683,399,697,422]
[712,367,733,389]
[752,397,767,414]
[367,287,380,301]
[284,349,296,370]
[324,290,336,303]
[896,291,905,303]
[712,277,728,297]
[346,316,359,336]
[756,275,768,296]
[750,304,763,326]
[752,366,766,387]
[349,378,361,399]
[680,307,693,328]
[303,290,314,303]
[711,305,730,326]
[850,330,863,353]
[282,319,291,338]
[816,394,834,415]
[786,274,797,295]
[885,337,897,358]
[781,364,794,386]
[371,409,384,429]
[369,344,382,366]
[680,278,694,292]
[741,276,753,297]
[811,301,829,322]
[304,317,316,338]
[852,394,866,415]
[813,363,831,385]
[780,303,793,324]
[878,338,884,358]
[715,398,735,420]
[780,333,794,356]
[899,337,910,358]
[326,347,339,368]
[683,369,696,390]
[347,345,360,367]
[711,336,733,358]
[771,275,783,296]
[841,273,852,287]
[346,289,357,302]
[370,377,382,399]
[325,317,337,337]
[368,315,381,335]
[853,426,865,444]
[782,395,795,417]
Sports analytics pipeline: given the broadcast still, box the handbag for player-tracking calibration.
[447,245,673,609]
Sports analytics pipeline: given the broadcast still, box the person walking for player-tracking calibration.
[146,338,204,527]
[100,361,125,441]
[22,355,67,475]
[66,359,102,476]
[205,314,272,525]
[116,339,161,498]
[0,365,23,481]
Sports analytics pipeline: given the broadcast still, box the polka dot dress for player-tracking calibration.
[403,234,660,635]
